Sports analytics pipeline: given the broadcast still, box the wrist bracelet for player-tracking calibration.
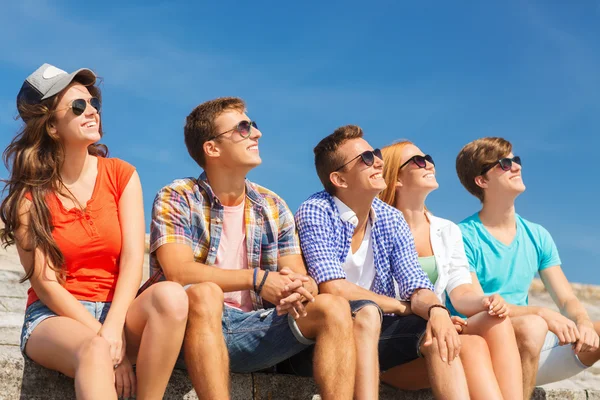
[428,304,451,318]
[256,270,270,296]
[253,267,259,293]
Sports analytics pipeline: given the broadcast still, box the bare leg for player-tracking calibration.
[295,294,356,400]
[184,282,229,400]
[352,306,381,400]
[459,335,503,400]
[25,317,117,400]
[125,281,189,400]
[511,315,548,400]
[421,338,470,400]
[380,358,429,390]
[464,312,523,399]
[577,321,600,367]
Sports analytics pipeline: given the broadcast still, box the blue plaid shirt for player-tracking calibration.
[295,191,434,300]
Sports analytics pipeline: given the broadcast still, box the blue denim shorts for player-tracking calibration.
[178,304,315,373]
[20,300,111,359]
[277,300,426,375]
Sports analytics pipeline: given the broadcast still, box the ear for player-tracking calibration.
[395,176,403,188]
[474,175,488,189]
[204,140,220,160]
[329,171,348,190]
[47,121,57,136]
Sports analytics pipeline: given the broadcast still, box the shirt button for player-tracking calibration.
[211,247,216,251]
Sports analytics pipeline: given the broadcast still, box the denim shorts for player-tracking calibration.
[178,304,315,374]
[277,300,426,376]
[20,300,111,359]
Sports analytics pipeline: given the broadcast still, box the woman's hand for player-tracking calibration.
[114,355,136,399]
[98,323,126,366]
[482,294,509,318]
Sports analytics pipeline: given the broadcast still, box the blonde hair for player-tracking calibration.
[379,140,414,207]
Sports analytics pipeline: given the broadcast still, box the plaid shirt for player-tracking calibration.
[295,191,433,300]
[140,172,301,310]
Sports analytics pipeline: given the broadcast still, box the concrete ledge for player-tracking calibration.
[1,345,598,399]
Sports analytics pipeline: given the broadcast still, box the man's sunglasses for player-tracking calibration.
[399,154,435,169]
[56,98,101,116]
[212,120,258,140]
[480,156,522,175]
[334,148,383,172]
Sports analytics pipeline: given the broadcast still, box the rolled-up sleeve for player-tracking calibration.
[295,202,346,284]
[390,215,434,300]
[445,223,472,294]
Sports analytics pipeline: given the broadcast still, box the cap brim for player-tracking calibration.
[41,68,97,100]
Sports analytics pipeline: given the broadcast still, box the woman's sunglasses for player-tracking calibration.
[480,156,522,175]
[65,98,101,116]
[212,120,258,140]
[400,154,435,169]
[334,148,383,172]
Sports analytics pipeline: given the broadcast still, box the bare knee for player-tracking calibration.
[150,281,189,323]
[353,305,381,338]
[459,334,488,356]
[512,315,547,358]
[78,336,111,363]
[311,294,353,330]
[187,282,224,322]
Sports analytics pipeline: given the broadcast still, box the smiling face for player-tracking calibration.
[207,109,262,170]
[48,83,101,147]
[477,152,526,199]
[396,144,439,198]
[331,138,386,197]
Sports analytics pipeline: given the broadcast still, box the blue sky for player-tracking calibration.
[1,1,599,284]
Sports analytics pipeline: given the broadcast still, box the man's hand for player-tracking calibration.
[275,267,315,319]
[540,308,580,345]
[574,320,600,354]
[114,355,136,399]
[422,308,461,364]
[451,316,468,334]
[482,294,509,318]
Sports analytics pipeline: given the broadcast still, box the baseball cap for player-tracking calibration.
[16,63,96,117]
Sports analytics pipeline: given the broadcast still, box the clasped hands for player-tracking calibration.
[258,267,315,319]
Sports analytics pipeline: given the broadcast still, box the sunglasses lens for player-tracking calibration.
[71,99,86,116]
[413,156,427,168]
[251,121,258,130]
[513,156,521,166]
[237,120,252,137]
[499,158,512,171]
[361,151,375,166]
[424,154,435,166]
[373,148,382,160]
[90,97,100,112]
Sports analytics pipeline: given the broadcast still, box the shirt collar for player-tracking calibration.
[333,196,378,227]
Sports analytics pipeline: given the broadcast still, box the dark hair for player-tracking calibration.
[313,125,364,194]
[0,79,107,283]
[184,97,245,168]
[455,137,512,202]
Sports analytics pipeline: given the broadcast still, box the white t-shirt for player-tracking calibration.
[333,197,376,290]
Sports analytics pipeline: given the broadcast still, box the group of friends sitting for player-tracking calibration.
[2,63,599,400]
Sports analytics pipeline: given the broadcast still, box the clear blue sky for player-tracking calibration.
[1,1,598,284]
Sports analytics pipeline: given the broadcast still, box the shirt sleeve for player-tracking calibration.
[538,226,561,271]
[111,158,136,200]
[149,186,195,254]
[390,215,434,300]
[276,198,301,257]
[445,223,473,294]
[295,201,346,284]
[460,227,478,273]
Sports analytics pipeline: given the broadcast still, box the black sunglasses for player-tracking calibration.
[57,97,101,116]
[480,156,522,175]
[400,154,435,169]
[335,148,382,172]
[212,120,258,140]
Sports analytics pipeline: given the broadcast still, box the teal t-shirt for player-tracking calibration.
[446,213,561,316]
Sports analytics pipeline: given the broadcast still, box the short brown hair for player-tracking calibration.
[314,125,364,194]
[184,97,245,168]
[455,137,512,202]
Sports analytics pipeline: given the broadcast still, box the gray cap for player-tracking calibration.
[17,63,96,116]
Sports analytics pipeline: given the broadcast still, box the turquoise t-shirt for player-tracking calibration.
[447,213,561,316]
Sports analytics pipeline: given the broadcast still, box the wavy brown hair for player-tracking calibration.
[0,79,108,283]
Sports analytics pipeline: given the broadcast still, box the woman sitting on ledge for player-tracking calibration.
[0,63,188,400]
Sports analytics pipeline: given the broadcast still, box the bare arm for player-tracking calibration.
[15,201,102,333]
[319,278,410,315]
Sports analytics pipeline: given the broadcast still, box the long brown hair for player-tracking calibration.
[0,79,108,283]
[379,140,414,207]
